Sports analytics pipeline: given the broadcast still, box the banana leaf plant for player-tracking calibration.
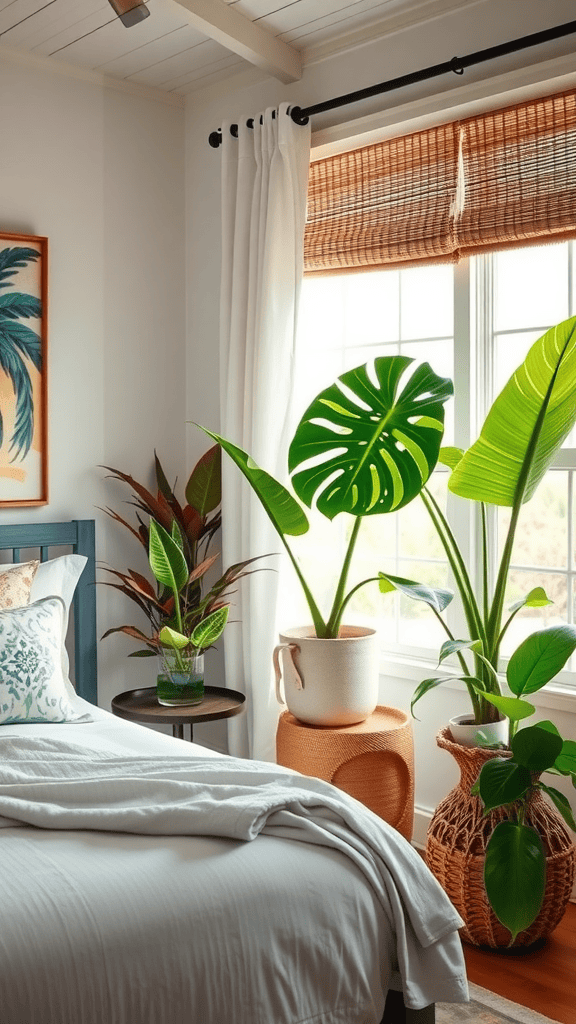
[99,447,266,657]
[473,717,576,940]
[198,356,453,639]
[395,315,576,733]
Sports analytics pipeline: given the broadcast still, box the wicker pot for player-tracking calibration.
[426,728,575,948]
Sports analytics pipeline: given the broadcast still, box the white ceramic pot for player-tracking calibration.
[448,713,509,749]
[273,625,379,727]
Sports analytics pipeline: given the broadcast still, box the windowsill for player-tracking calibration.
[379,650,576,714]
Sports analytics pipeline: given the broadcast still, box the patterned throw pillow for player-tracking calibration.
[0,597,92,725]
[0,561,39,610]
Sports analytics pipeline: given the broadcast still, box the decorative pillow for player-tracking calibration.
[0,555,87,698]
[0,597,93,725]
[0,561,39,610]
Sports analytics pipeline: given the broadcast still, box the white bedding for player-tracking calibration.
[0,700,468,1024]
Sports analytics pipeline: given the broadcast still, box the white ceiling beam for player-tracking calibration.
[172,0,302,83]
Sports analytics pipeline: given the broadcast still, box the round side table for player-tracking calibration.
[111,685,245,742]
[276,705,414,841]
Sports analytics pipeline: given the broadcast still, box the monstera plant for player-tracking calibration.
[200,357,452,640]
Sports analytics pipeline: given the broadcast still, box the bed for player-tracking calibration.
[0,520,469,1024]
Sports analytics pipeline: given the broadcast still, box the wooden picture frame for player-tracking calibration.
[0,232,48,506]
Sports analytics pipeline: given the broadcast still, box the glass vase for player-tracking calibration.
[156,648,204,707]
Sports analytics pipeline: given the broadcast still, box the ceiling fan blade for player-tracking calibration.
[107,0,150,28]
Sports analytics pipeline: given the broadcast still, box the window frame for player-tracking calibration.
[291,245,576,705]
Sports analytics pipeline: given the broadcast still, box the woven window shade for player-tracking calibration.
[457,90,576,256]
[304,122,460,275]
[304,88,576,275]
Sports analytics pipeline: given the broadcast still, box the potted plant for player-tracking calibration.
[100,448,266,705]
[384,314,576,947]
[429,624,576,947]
[198,357,452,725]
[474,712,576,945]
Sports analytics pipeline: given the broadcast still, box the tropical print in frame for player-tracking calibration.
[0,233,48,506]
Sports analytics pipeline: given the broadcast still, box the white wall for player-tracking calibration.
[0,52,186,711]
[184,0,576,810]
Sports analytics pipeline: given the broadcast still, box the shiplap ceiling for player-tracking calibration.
[0,0,483,95]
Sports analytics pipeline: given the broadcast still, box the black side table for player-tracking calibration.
[111,685,246,742]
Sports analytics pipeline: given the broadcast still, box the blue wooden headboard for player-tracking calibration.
[0,520,97,704]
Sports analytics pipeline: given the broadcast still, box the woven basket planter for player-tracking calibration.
[426,727,576,949]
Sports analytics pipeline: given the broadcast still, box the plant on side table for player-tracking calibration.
[198,356,453,726]
[100,448,265,706]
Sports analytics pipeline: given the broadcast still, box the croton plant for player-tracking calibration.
[100,446,264,657]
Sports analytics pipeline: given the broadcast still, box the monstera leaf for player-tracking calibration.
[450,316,576,506]
[288,357,453,520]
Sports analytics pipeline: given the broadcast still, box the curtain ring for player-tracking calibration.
[450,56,465,75]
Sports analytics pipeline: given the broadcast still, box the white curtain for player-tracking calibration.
[219,103,311,761]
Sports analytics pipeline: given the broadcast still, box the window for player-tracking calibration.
[283,239,576,686]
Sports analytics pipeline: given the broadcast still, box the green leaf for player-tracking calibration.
[0,327,34,458]
[149,520,189,594]
[438,638,481,665]
[191,606,229,649]
[511,723,564,772]
[506,625,576,695]
[127,649,157,658]
[484,821,546,940]
[0,292,41,320]
[377,572,453,613]
[478,758,532,811]
[449,316,576,506]
[288,357,453,519]
[0,246,40,289]
[159,625,190,650]
[0,318,42,370]
[171,518,184,551]
[411,675,479,717]
[538,783,576,832]
[197,427,309,537]
[185,444,222,515]
[554,738,576,776]
[508,587,553,614]
[479,692,535,722]
[438,446,464,470]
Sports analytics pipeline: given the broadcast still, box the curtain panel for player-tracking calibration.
[219,104,311,761]
[304,88,576,275]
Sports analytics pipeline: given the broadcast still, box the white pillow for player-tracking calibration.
[0,597,92,725]
[0,555,87,697]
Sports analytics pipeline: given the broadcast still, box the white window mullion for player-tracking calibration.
[445,258,475,640]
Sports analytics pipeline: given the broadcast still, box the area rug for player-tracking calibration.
[437,983,562,1023]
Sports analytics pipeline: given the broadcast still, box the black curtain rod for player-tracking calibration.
[208,18,576,148]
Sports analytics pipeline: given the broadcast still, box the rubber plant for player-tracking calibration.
[393,314,576,736]
[100,447,265,659]
[199,356,453,639]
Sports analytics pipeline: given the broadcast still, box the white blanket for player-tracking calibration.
[0,736,467,1011]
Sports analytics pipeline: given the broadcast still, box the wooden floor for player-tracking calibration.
[463,901,576,1024]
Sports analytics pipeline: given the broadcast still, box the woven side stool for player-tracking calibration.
[276,705,414,841]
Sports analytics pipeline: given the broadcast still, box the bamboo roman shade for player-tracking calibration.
[304,89,576,274]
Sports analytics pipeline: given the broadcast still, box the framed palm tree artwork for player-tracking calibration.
[0,232,48,506]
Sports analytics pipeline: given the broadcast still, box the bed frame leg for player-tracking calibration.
[381,989,435,1024]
